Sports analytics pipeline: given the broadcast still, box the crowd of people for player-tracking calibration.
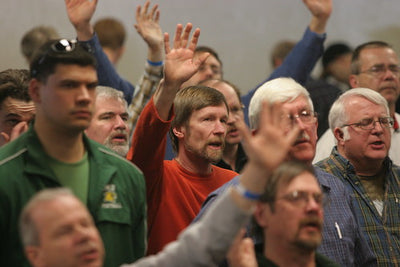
[0,0,399,266]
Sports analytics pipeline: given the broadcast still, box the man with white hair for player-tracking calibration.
[196,77,376,266]
[316,88,400,266]
[314,41,400,164]
[86,86,130,157]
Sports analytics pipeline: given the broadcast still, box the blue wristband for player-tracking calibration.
[235,183,262,200]
[147,59,163,66]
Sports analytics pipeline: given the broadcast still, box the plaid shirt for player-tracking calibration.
[316,147,400,266]
[127,61,163,135]
[196,168,377,267]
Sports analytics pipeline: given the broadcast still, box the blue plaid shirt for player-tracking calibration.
[195,167,377,267]
[316,147,400,266]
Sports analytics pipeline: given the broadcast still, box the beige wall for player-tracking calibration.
[2,0,400,94]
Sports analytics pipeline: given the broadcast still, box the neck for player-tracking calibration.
[103,48,119,66]
[222,142,239,170]
[337,146,384,176]
[265,242,316,267]
[34,120,86,163]
[175,149,213,176]
[389,102,395,117]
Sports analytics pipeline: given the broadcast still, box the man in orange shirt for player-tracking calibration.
[127,23,237,254]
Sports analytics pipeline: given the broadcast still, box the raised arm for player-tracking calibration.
[65,0,97,41]
[65,0,138,102]
[122,103,300,267]
[154,23,209,120]
[305,0,332,34]
[127,1,164,134]
[135,1,164,64]
[242,0,332,124]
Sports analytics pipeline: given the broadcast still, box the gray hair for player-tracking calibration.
[249,77,313,129]
[96,86,127,108]
[19,188,74,246]
[328,88,390,139]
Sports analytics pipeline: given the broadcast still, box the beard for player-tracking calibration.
[293,216,323,251]
[184,139,225,163]
[103,132,129,157]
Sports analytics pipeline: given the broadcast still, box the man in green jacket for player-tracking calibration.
[0,38,146,267]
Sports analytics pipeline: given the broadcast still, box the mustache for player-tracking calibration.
[295,131,310,142]
[299,216,323,230]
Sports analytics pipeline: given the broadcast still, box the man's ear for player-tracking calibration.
[29,79,41,104]
[172,126,185,138]
[25,246,43,267]
[333,127,345,144]
[253,202,271,228]
[349,74,358,88]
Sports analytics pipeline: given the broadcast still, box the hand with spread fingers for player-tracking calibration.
[154,23,209,119]
[236,102,300,193]
[135,1,163,61]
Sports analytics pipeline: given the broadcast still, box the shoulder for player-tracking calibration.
[0,134,29,168]
[87,139,143,175]
[314,166,346,192]
[212,165,238,177]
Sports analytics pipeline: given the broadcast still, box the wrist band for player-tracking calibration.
[147,59,163,66]
[235,183,262,200]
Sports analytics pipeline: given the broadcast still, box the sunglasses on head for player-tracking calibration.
[31,39,92,77]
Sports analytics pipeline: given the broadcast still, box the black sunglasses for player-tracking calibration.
[31,39,92,77]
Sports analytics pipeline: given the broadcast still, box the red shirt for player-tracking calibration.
[127,98,237,254]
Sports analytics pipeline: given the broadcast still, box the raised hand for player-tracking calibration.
[153,23,208,120]
[135,1,163,57]
[238,102,300,173]
[303,0,332,34]
[163,23,208,89]
[65,0,98,40]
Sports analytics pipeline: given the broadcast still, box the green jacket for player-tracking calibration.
[0,127,146,267]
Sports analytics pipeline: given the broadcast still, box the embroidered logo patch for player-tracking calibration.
[102,184,122,209]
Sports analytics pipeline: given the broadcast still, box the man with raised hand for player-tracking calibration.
[127,23,238,254]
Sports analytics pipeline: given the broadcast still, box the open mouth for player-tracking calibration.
[208,141,223,149]
[112,134,127,142]
[79,248,100,261]
[370,140,385,149]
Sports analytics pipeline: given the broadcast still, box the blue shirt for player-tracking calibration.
[195,167,377,267]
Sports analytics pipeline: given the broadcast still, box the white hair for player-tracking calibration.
[328,88,390,141]
[249,77,313,129]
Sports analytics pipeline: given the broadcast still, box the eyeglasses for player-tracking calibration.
[31,39,92,77]
[277,190,325,208]
[283,110,317,127]
[229,104,245,115]
[342,117,394,130]
[359,65,400,78]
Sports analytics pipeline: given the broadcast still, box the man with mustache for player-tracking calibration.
[127,23,238,255]
[315,41,400,165]
[233,162,339,267]
[197,77,376,266]
[86,86,130,157]
[0,39,146,267]
[316,88,400,265]
[200,79,247,173]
